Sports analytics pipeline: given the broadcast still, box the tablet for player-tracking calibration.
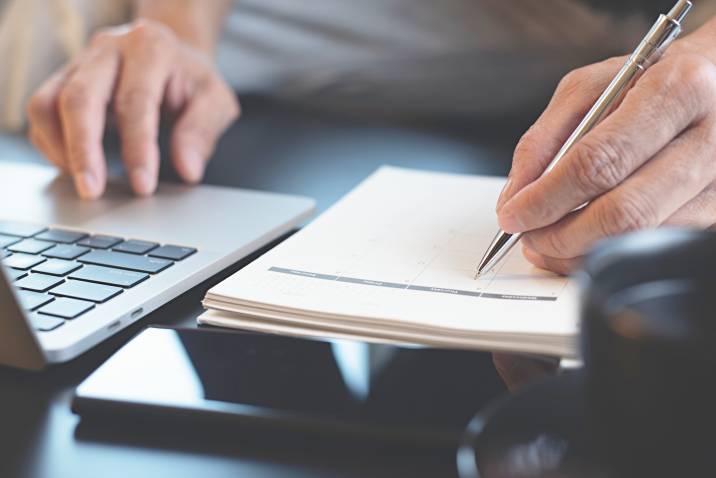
[73,327,505,445]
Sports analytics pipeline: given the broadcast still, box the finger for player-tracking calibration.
[500,55,716,234]
[26,67,73,170]
[522,124,716,259]
[496,57,626,211]
[28,127,65,170]
[58,48,120,199]
[170,82,239,183]
[522,246,580,276]
[663,182,716,228]
[114,33,173,196]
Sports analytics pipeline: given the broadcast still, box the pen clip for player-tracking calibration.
[668,0,693,25]
[653,1,693,58]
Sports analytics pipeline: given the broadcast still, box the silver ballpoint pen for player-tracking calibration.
[475,0,693,279]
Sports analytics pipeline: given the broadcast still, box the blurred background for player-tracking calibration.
[1,0,714,211]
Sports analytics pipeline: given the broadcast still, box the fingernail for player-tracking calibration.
[496,178,514,212]
[74,170,99,200]
[130,167,156,196]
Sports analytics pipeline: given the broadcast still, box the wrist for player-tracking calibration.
[137,14,214,56]
[133,0,229,56]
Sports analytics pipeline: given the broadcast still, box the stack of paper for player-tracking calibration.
[200,167,579,358]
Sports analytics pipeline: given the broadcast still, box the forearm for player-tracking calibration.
[132,0,232,55]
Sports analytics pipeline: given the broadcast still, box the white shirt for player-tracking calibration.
[217,0,650,116]
[1,0,715,130]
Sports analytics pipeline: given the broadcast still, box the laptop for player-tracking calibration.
[0,161,315,370]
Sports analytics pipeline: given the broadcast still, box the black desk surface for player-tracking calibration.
[0,97,525,478]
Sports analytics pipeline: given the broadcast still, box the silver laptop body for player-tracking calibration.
[0,161,315,370]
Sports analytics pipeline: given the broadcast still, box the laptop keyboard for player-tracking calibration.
[0,220,197,333]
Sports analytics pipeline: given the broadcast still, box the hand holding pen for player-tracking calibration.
[477,0,716,276]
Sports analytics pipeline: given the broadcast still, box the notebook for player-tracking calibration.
[200,167,580,357]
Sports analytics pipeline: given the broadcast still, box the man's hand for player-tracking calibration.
[27,19,239,199]
[496,19,716,275]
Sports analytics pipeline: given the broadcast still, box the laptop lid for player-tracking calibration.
[0,265,46,370]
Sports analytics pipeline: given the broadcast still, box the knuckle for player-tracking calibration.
[88,29,115,48]
[221,90,241,122]
[114,88,152,118]
[669,147,702,185]
[204,81,241,123]
[597,191,656,237]
[653,55,716,115]
[675,54,716,97]
[27,92,54,120]
[228,94,241,120]
[545,230,571,258]
[231,102,241,121]
[600,56,627,69]
[557,57,623,98]
[513,128,544,165]
[556,68,586,96]
[570,136,629,193]
[58,84,89,112]
[130,21,159,39]
[126,19,171,47]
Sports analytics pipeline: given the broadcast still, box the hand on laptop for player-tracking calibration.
[495,18,716,275]
[26,18,239,199]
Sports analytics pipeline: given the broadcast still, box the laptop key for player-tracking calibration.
[6,268,28,281]
[17,290,55,310]
[1,250,11,259]
[77,235,123,249]
[149,245,197,261]
[113,240,158,255]
[0,234,21,248]
[70,265,148,288]
[8,239,56,255]
[29,314,65,332]
[50,280,122,303]
[4,253,46,270]
[35,229,88,244]
[0,220,46,238]
[79,250,172,274]
[33,259,82,276]
[43,244,90,260]
[38,297,94,319]
[15,273,65,293]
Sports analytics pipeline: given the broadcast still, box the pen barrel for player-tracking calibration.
[542,5,689,178]
[543,60,642,176]
[595,61,644,120]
